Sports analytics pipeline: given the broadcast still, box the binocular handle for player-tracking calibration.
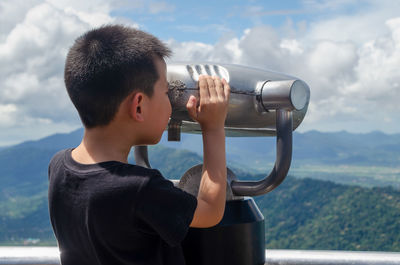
[134,145,151,168]
[230,109,292,196]
[134,109,293,197]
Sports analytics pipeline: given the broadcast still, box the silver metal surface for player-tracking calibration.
[1,247,400,265]
[167,62,310,137]
[265,249,400,265]
[231,109,293,196]
[134,145,151,168]
[178,164,243,201]
[167,62,306,196]
[0,247,60,265]
[260,79,310,111]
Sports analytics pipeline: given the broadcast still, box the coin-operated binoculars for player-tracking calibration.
[134,63,310,265]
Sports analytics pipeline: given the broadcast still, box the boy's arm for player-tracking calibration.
[186,75,230,228]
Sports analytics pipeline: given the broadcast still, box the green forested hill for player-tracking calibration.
[256,177,400,251]
[0,191,51,245]
[1,176,399,251]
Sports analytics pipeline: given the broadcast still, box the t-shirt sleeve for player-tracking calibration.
[135,170,197,247]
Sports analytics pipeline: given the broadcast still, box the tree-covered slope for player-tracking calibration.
[1,174,400,250]
[257,177,400,251]
[0,129,399,250]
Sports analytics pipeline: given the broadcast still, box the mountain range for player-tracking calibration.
[0,128,399,250]
[159,129,400,187]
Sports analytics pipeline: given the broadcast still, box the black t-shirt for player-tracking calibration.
[48,149,197,265]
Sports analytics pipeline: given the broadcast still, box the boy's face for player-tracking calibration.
[144,57,172,144]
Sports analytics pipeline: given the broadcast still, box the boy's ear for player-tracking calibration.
[130,92,145,122]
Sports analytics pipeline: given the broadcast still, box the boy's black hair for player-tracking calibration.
[64,25,171,128]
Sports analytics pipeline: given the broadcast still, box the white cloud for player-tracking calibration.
[0,0,149,145]
[167,40,214,61]
[0,0,42,40]
[305,0,400,43]
[0,1,117,144]
[168,13,400,133]
[300,16,400,132]
[280,39,304,55]
[1,0,400,146]
[0,104,18,127]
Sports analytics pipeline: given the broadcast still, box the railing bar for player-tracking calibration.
[1,248,400,265]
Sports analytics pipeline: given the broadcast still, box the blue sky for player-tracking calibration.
[114,0,374,43]
[115,0,307,43]
[0,0,400,146]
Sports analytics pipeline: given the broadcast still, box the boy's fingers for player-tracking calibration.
[213,76,224,99]
[186,95,198,120]
[199,75,210,104]
[222,78,231,99]
[206,76,217,99]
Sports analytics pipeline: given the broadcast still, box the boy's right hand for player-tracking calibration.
[186,75,230,228]
[186,75,230,132]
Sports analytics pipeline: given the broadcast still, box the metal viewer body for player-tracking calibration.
[136,62,311,265]
[167,63,310,137]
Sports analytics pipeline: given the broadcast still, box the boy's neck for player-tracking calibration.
[72,126,133,164]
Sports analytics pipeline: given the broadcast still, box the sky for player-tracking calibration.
[0,0,400,146]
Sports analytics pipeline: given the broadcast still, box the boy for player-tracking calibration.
[48,25,230,265]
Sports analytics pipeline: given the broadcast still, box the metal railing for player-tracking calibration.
[0,247,59,265]
[1,247,400,265]
[266,250,400,265]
